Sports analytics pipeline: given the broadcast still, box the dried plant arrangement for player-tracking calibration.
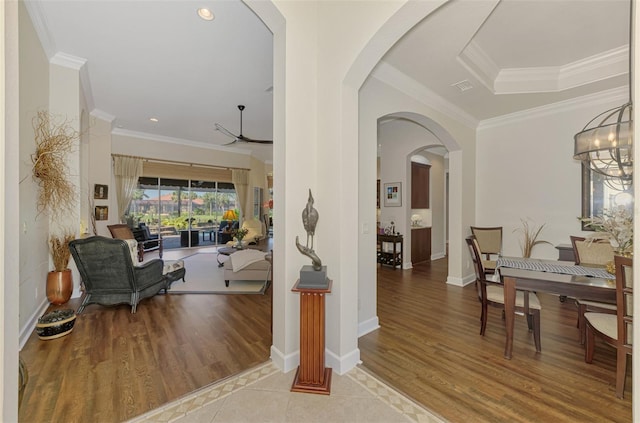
[31,111,78,217]
[49,232,75,272]
[513,218,552,258]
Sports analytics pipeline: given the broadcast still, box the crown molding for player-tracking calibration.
[90,109,115,123]
[372,62,478,129]
[23,0,56,60]
[111,127,252,156]
[460,40,628,95]
[50,53,95,112]
[477,86,628,130]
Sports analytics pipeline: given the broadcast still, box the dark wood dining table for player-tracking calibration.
[500,265,616,359]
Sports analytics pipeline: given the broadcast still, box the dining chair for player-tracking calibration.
[470,226,502,274]
[571,235,617,344]
[584,255,633,398]
[466,236,542,352]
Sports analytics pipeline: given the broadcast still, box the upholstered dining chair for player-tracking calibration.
[584,255,633,399]
[470,226,503,274]
[571,235,617,344]
[466,236,542,352]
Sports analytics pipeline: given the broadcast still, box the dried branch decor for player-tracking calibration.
[50,233,74,272]
[513,218,552,258]
[31,111,78,216]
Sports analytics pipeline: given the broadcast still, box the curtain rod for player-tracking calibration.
[111,154,249,171]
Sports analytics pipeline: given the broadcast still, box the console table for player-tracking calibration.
[377,234,403,269]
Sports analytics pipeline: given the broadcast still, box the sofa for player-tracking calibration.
[223,249,272,288]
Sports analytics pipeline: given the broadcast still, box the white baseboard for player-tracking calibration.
[270,345,299,373]
[19,298,50,350]
[358,316,380,337]
[447,273,475,287]
[326,347,360,375]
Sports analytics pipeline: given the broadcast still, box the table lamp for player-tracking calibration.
[222,209,237,221]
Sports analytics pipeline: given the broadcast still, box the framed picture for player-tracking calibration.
[95,206,108,221]
[94,184,108,199]
[383,182,402,207]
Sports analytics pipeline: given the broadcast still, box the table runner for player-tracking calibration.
[496,257,614,279]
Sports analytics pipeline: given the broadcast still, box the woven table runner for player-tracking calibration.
[497,257,614,279]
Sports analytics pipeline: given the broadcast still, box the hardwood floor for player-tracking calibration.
[19,255,631,422]
[359,258,632,422]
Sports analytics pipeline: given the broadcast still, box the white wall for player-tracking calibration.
[476,90,628,259]
[18,1,50,344]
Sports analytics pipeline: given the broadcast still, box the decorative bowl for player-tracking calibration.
[36,309,76,340]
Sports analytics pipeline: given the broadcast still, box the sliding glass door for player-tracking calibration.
[129,177,237,249]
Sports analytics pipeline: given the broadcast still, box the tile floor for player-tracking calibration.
[127,361,446,423]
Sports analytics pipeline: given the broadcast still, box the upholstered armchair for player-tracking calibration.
[242,218,265,244]
[69,236,168,313]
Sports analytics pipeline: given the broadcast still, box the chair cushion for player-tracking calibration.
[574,240,614,266]
[486,285,542,309]
[482,259,496,270]
[585,312,617,339]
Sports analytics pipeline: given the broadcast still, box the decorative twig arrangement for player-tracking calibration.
[31,111,78,217]
[513,218,551,258]
[49,232,75,271]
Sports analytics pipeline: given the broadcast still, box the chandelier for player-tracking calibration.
[573,1,633,189]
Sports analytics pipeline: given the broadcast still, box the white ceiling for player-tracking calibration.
[26,0,631,162]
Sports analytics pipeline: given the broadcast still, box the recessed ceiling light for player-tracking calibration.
[149,117,159,123]
[197,8,214,21]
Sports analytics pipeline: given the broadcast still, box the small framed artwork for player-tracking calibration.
[95,206,108,221]
[94,184,108,200]
[383,182,402,207]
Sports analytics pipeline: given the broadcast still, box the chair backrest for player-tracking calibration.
[108,224,135,240]
[570,235,614,266]
[466,236,487,302]
[470,226,502,256]
[69,236,137,293]
[615,255,633,350]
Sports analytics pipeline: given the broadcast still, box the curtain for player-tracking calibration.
[113,155,143,223]
[232,169,249,222]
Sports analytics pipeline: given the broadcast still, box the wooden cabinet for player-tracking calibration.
[411,227,431,264]
[411,162,430,208]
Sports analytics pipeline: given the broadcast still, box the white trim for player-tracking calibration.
[446,273,475,287]
[478,86,628,130]
[372,61,478,129]
[23,0,57,60]
[326,347,360,376]
[457,40,500,93]
[358,316,380,337]
[90,109,115,123]
[19,299,50,350]
[269,345,298,373]
[50,52,85,70]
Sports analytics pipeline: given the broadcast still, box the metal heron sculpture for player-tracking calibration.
[296,189,322,270]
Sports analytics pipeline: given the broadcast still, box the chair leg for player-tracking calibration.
[578,303,587,345]
[585,324,595,363]
[615,350,628,399]
[532,310,541,352]
[480,302,488,335]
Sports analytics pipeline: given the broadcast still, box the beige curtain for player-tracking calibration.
[232,169,249,222]
[113,155,143,223]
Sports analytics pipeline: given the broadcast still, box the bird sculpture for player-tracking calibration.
[296,189,322,271]
[301,189,319,250]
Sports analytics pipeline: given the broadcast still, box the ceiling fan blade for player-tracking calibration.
[238,135,273,144]
[214,123,239,140]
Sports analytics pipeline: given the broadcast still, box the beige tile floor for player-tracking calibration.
[127,361,446,423]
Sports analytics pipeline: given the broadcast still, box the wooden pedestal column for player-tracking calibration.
[291,279,332,395]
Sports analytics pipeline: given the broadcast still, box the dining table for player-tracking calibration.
[497,257,616,360]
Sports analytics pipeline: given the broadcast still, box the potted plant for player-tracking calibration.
[231,227,249,249]
[46,232,75,305]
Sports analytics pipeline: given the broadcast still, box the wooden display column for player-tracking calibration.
[291,279,333,394]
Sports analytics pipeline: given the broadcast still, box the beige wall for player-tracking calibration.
[18,0,50,344]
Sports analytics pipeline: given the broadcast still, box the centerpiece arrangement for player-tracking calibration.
[580,206,633,256]
[231,227,249,249]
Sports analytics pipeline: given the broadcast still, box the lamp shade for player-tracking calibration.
[574,102,633,184]
[222,209,237,221]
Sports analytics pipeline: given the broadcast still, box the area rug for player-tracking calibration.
[167,252,268,294]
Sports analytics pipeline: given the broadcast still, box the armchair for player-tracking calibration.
[242,218,265,244]
[108,224,163,262]
[69,236,168,313]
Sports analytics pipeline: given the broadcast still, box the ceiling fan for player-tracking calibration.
[215,105,273,145]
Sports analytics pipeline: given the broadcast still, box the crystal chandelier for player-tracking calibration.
[573,1,633,189]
